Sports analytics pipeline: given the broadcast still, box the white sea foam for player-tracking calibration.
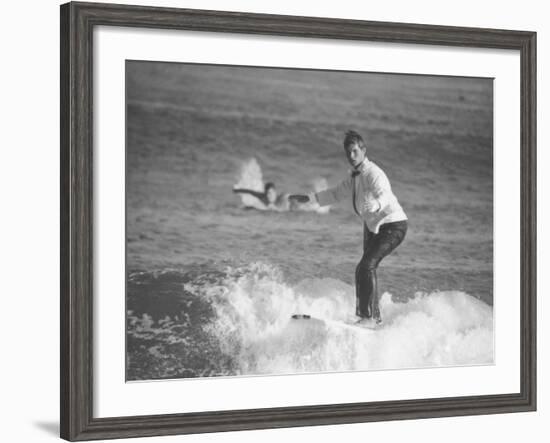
[309,177,331,214]
[234,158,266,210]
[193,263,494,376]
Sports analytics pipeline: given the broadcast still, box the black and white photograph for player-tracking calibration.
[125,61,494,381]
[2,0,544,441]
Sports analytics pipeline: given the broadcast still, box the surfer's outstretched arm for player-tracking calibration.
[315,177,353,206]
[289,178,351,207]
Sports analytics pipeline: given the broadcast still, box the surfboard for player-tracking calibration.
[346,318,382,330]
[289,314,324,329]
[284,315,329,348]
[290,314,380,332]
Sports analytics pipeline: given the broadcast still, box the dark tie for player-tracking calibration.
[351,173,360,216]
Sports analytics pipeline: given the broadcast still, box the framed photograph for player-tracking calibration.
[60,1,536,441]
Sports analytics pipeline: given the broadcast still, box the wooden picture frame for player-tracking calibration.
[60,1,536,440]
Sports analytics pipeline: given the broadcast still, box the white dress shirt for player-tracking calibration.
[314,158,407,234]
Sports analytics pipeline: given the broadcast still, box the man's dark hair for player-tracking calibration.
[264,182,275,192]
[343,130,366,150]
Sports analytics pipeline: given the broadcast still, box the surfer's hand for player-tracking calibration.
[363,198,381,213]
[289,194,310,204]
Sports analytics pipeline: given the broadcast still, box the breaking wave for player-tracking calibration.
[182,262,494,376]
[127,262,493,380]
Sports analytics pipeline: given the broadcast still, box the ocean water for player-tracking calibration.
[126,62,494,380]
[127,264,493,379]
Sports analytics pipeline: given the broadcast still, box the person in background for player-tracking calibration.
[233,182,289,211]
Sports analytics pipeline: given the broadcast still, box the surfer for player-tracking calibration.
[289,130,408,324]
[233,182,289,211]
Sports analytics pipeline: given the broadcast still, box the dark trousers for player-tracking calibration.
[355,220,408,321]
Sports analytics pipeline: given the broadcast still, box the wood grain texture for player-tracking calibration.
[60,2,536,441]
[519,31,537,412]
